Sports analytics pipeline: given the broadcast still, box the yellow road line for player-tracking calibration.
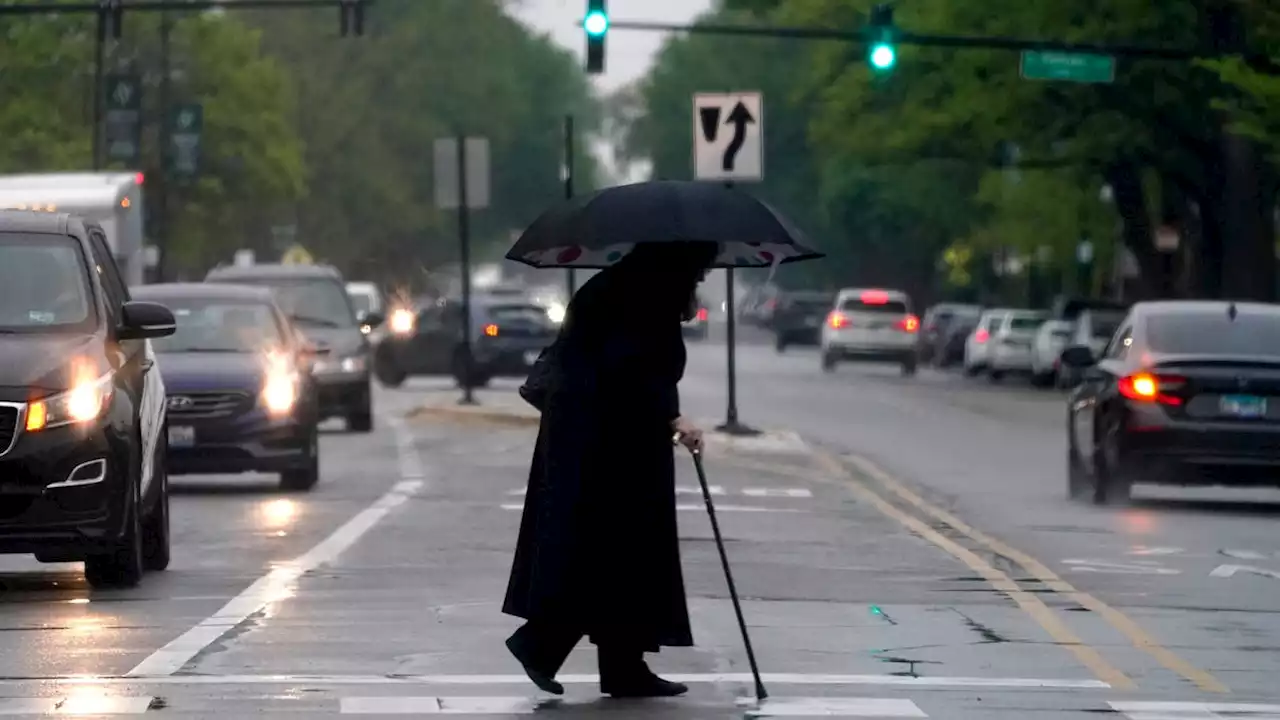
[711,453,1133,690]
[826,451,1229,694]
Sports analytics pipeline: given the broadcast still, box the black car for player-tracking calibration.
[918,303,980,365]
[132,284,324,491]
[0,212,175,588]
[1064,300,1280,505]
[772,291,833,352]
[205,263,383,432]
[375,295,556,387]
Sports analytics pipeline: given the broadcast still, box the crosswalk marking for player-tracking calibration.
[339,696,926,716]
[0,695,153,714]
[743,697,927,717]
[743,487,813,498]
[500,503,803,513]
[1110,701,1280,719]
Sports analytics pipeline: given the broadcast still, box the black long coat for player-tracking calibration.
[502,268,693,651]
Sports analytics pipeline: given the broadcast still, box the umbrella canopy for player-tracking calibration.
[505,180,822,269]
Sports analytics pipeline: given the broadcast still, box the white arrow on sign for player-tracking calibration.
[1209,564,1280,580]
[692,91,764,183]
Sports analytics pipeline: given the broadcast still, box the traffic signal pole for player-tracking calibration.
[563,115,576,300]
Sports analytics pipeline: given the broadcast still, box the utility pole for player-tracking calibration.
[155,10,173,282]
[563,114,576,300]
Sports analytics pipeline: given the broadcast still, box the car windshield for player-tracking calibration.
[224,277,356,328]
[1092,314,1124,339]
[1147,312,1280,356]
[842,299,908,314]
[0,233,93,331]
[149,299,283,353]
[348,292,374,315]
[487,304,550,325]
[1008,316,1045,331]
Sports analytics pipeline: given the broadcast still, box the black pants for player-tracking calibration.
[509,618,646,678]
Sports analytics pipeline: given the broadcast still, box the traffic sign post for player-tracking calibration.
[167,103,203,181]
[1020,50,1115,83]
[104,74,142,166]
[694,91,764,437]
[434,136,491,406]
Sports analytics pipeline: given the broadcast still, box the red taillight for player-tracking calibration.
[899,314,920,333]
[134,172,144,185]
[484,323,499,337]
[975,329,989,343]
[828,311,849,329]
[1118,372,1185,405]
[696,307,708,321]
[860,290,889,304]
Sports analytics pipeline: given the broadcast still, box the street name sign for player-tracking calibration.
[1021,50,1115,83]
[693,92,763,182]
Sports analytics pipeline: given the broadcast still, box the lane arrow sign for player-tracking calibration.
[722,101,755,171]
[1209,564,1280,580]
[699,107,721,143]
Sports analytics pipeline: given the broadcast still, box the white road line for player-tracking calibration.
[743,697,927,717]
[743,488,813,498]
[31,673,1110,690]
[499,503,801,513]
[677,485,726,496]
[1110,701,1280,719]
[0,695,152,714]
[341,697,544,714]
[125,417,426,678]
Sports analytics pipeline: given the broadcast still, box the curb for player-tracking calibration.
[405,404,812,455]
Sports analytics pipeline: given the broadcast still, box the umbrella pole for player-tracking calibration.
[690,447,767,701]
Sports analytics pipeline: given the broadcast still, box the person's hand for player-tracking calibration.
[672,416,704,453]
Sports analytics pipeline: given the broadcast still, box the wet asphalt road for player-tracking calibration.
[0,328,1273,717]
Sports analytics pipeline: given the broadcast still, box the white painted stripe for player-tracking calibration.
[743,487,813,498]
[342,697,544,714]
[1111,701,1280,718]
[35,673,1110,690]
[500,503,800,513]
[0,695,152,714]
[677,485,726,496]
[126,417,426,678]
[742,697,926,717]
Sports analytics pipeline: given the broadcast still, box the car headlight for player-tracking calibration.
[312,354,366,375]
[389,308,415,336]
[262,370,299,415]
[26,373,113,432]
[546,303,566,324]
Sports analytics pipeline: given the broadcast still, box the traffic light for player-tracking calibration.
[867,4,896,72]
[339,0,366,37]
[584,0,608,74]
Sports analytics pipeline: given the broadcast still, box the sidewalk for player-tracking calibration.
[405,384,811,456]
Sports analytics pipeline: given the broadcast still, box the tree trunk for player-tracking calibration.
[1104,160,1161,299]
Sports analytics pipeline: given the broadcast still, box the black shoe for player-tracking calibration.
[601,670,688,698]
[505,636,564,695]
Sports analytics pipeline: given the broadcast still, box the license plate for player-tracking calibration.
[168,426,195,448]
[523,351,541,366]
[1220,394,1268,418]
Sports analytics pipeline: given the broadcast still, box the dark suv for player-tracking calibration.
[206,263,383,432]
[0,212,176,588]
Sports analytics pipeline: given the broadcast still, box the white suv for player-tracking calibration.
[820,288,920,375]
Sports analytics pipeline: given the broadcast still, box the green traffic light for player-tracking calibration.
[870,43,896,70]
[584,10,608,37]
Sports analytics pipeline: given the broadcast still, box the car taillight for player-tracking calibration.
[484,323,499,337]
[1118,372,1185,405]
[828,311,849,329]
[696,307,708,321]
[899,315,920,333]
[974,329,989,343]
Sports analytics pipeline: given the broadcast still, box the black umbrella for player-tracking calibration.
[506,180,822,269]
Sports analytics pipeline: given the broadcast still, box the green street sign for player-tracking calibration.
[104,74,142,164]
[1020,50,1115,84]
[167,103,204,179]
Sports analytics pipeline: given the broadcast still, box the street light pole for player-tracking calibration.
[563,114,576,300]
[155,10,173,282]
[91,9,107,170]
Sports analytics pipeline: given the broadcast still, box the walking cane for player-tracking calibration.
[682,441,768,701]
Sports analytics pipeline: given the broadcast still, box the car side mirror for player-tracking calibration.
[119,301,176,340]
[358,311,385,329]
[1060,344,1096,368]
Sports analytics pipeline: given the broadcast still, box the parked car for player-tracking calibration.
[986,310,1047,381]
[1030,319,1075,387]
[1056,308,1126,388]
[820,288,920,375]
[773,291,833,352]
[963,309,1009,376]
[918,303,980,365]
[206,263,383,432]
[374,294,557,387]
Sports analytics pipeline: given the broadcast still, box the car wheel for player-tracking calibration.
[988,370,1005,382]
[821,350,837,373]
[348,409,373,433]
[281,426,321,491]
[1030,371,1052,388]
[1091,416,1133,505]
[85,467,145,589]
[1066,426,1090,501]
[775,337,787,353]
[374,350,406,388]
[141,438,171,572]
[901,356,917,376]
[963,364,981,377]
